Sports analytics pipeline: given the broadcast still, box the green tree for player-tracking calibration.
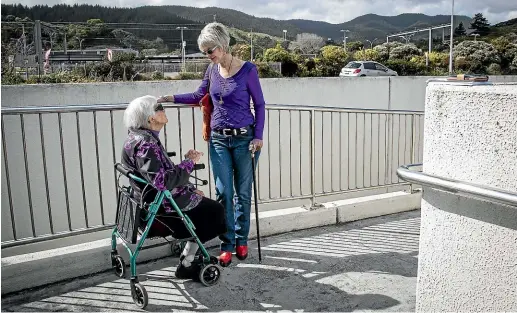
[491,36,517,73]
[346,41,364,53]
[454,22,467,36]
[353,48,380,61]
[232,43,251,61]
[263,43,298,76]
[469,13,490,36]
[318,45,350,76]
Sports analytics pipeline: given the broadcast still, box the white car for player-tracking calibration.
[339,61,398,77]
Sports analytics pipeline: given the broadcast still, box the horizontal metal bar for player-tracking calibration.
[387,23,451,38]
[397,164,517,207]
[257,195,312,205]
[2,103,425,115]
[1,225,114,249]
[255,183,410,205]
[1,103,191,114]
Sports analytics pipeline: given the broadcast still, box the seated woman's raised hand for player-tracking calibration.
[184,149,204,164]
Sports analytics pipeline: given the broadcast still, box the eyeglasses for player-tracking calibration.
[202,46,218,55]
[154,104,165,112]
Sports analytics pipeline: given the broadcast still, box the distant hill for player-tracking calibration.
[289,13,471,40]
[1,4,473,42]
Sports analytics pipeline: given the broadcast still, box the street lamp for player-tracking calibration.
[470,33,480,41]
[449,0,454,74]
[340,29,350,52]
[366,38,377,49]
[283,30,287,41]
[76,37,85,52]
[176,26,188,72]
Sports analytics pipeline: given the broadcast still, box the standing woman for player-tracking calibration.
[158,22,266,267]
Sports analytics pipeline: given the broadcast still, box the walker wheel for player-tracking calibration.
[171,242,182,257]
[113,255,126,278]
[131,282,148,309]
[199,264,222,287]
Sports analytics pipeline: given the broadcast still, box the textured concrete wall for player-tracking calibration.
[3,76,516,111]
[417,82,517,311]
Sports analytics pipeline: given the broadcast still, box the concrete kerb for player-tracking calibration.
[1,190,421,295]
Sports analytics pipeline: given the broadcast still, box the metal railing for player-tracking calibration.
[397,164,517,207]
[1,103,424,248]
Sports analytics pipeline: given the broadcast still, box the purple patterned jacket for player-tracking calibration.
[121,127,202,212]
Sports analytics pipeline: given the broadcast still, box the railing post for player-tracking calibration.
[409,114,417,194]
[310,109,316,207]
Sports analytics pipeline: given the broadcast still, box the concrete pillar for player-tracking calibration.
[417,81,517,311]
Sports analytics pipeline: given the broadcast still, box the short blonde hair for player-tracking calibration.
[198,22,230,52]
[124,95,158,129]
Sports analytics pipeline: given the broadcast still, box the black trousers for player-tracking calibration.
[146,197,227,243]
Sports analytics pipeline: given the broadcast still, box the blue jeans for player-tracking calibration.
[209,127,260,252]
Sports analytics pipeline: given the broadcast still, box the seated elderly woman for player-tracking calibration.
[121,95,226,279]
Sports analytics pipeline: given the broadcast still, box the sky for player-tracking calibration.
[3,0,517,25]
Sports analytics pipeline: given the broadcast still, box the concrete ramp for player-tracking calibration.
[3,210,420,312]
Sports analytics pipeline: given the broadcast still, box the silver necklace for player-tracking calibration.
[219,56,233,105]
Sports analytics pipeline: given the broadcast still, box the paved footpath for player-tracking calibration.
[2,210,420,312]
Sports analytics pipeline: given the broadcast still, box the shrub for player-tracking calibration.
[428,52,450,68]
[175,72,204,80]
[385,60,427,76]
[151,71,164,80]
[254,62,282,78]
[487,63,502,75]
[373,42,404,62]
[453,40,500,66]
[25,72,93,84]
[1,72,25,85]
[353,49,380,62]
[389,44,422,61]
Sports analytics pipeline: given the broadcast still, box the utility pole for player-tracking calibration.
[428,28,432,54]
[34,20,43,76]
[427,28,432,67]
[283,30,287,41]
[449,0,454,74]
[250,29,254,62]
[340,29,349,52]
[22,24,27,56]
[176,26,188,72]
[64,33,67,54]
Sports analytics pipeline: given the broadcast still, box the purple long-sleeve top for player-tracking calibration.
[173,61,266,140]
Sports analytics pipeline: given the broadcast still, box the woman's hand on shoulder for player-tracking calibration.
[157,95,174,103]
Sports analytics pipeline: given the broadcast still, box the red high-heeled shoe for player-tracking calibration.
[218,251,232,267]
[236,245,248,261]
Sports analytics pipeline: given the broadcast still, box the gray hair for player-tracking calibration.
[198,22,230,52]
[123,95,157,129]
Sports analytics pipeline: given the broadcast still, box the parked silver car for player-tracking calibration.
[339,61,398,77]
